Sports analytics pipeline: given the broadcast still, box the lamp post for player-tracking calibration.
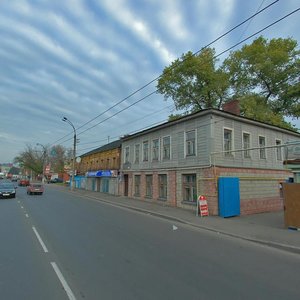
[62,117,76,191]
[36,143,46,183]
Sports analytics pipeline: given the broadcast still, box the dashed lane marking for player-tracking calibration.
[32,226,49,253]
[51,262,76,300]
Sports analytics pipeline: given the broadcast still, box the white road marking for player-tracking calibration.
[32,226,48,253]
[21,206,24,209]
[25,214,29,218]
[51,262,76,300]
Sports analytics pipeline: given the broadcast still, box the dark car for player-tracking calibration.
[0,182,17,198]
[27,183,44,195]
[49,178,63,183]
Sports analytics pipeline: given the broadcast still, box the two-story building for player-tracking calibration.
[77,140,122,194]
[119,108,300,216]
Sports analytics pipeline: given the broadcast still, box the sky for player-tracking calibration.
[0,0,299,163]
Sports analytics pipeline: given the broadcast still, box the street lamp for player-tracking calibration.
[62,117,76,191]
[36,143,46,183]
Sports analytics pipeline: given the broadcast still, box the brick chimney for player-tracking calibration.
[222,99,240,115]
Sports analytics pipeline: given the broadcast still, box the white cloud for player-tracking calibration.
[0,0,299,162]
[98,0,176,63]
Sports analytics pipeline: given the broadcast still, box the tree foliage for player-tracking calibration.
[239,95,295,129]
[48,145,68,173]
[157,49,230,113]
[157,36,300,129]
[14,144,44,175]
[224,36,300,118]
[14,144,70,176]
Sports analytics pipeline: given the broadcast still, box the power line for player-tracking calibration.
[78,103,175,146]
[52,0,280,146]
[61,6,300,147]
[76,119,168,154]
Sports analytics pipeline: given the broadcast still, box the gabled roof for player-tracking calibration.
[80,139,122,157]
[121,108,300,141]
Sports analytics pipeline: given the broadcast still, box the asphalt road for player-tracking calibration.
[1,184,300,300]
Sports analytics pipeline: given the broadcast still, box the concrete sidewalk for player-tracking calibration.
[60,186,300,254]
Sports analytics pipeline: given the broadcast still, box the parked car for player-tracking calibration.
[49,178,63,183]
[27,183,44,195]
[0,182,17,198]
[19,179,30,186]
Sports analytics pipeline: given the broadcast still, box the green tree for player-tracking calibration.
[224,36,300,120]
[14,145,43,176]
[157,36,300,129]
[48,145,68,173]
[239,94,295,130]
[157,49,230,113]
[14,144,70,177]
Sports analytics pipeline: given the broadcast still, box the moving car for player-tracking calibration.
[27,183,44,195]
[0,182,17,198]
[19,178,30,186]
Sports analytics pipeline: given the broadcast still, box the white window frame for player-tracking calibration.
[152,138,160,161]
[223,127,234,156]
[134,144,140,164]
[143,140,149,162]
[185,129,197,157]
[258,135,266,159]
[124,146,130,163]
[276,139,282,161]
[242,131,251,158]
[162,135,171,160]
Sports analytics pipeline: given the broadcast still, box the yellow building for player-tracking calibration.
[77,140,122,194]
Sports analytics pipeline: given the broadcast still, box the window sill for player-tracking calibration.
[181,200,197,206]
[158,198,167,202]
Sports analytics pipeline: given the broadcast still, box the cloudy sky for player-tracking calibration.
[0,0,299,163]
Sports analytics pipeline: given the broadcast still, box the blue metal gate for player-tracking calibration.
[218,177,240,217]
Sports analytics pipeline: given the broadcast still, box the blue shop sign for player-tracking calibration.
[86,170,112,177]
[86,171,98,177]
[96,170,112,177]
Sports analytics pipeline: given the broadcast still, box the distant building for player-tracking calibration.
[77,140,122,194]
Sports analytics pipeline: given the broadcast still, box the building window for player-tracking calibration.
[186,130,196,156]
[146,175,153,198]
[243,132,251,158]
[134,175,141,196]
[152,139,159,161]
[224,128,233,156]
[183,174,197,203]
[259,136,266,159]
[162,136,171,160]
[276,139,282,160]
[143,141,149,162]
[125,146,130,163]
[134,144,140,163]
[158,174,167,200]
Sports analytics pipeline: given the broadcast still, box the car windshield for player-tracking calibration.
[0,184,14,189]
[32,184,42,188]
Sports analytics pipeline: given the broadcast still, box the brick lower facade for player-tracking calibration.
[120,167,292,216]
